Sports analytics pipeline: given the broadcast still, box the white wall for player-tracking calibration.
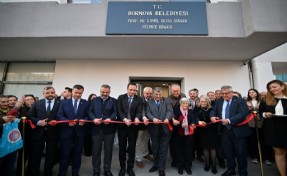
[53,60,250,99]
[252,43,287,92]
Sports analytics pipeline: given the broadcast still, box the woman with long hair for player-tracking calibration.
[259,80,287,176]
[247,88,272,166]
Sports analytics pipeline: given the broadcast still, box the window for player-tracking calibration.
[275,74,287,82]
[2,62,55,99]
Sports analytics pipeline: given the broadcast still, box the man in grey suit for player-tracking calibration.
[145,87,173,176]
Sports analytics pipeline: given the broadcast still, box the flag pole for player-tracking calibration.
[254,111,264,176]
[21,116,26,176]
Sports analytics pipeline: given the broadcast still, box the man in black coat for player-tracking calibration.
[27,86,61,176]
[117,83,143,176]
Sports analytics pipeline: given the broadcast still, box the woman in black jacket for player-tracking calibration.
[259,80,287,176]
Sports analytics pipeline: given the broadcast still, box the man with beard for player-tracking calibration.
[27,86,61,176]
[89,84,117,176]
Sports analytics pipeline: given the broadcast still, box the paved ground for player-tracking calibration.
[44,144,278,176]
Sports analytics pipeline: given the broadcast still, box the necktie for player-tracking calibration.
[225,101,231,129]
[156,100,160,111]
[127,97,132,119]
[47,100,51,114]
[74,99,78,114]
[156,100,160,107]
[225,101,230,119]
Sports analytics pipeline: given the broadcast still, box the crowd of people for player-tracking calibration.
[0,79,286,176]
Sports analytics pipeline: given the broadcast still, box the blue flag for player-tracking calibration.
[0,119,23,157]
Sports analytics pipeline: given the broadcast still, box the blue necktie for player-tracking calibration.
[127,97,132,119]
[74,99,78,114]
[156,100,160,107]
[225,101,230,119]
[225,101,231,129]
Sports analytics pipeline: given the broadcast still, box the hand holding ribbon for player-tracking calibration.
[38,118,48,126]
[103,118,111,125]
[134,118,140,125]
[93,118,102,125]
[78,119,85,126]
[69,119,77,126]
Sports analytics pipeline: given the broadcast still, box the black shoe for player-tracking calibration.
[118,168,125,176]
[93,172,100,176]
[204,164,210,171]
[159,170,165,176]
[127,169,135,176]
[211,166,217,174]
[149,166,158,173]
[197,156,204,162]
[221,170,236,176]
[171,160,176,167]
[219,159,226,169]
[84,152,92,157]
[178,168,183,175]
[186,168,192,175]
[104,171,113,176]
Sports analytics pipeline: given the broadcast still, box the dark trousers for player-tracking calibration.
[58,134,84,176]
[92,130,115,172]
[28,133,58,176]
[221,127,248,176]
[118,126,139,169]
[83,124,92,156]
[17,126,31,176]
[169,132,178,163]
[150,129,171,171]
[175,135,193,170]
[193,129,203,158]
[0,151,17,176]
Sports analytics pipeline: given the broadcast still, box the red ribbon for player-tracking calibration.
[236,113,256,126]
[46,119,173,131]
[27,114,256,132]
[22,119,36,129]
[189,125,194,135]
[7,109,18,116]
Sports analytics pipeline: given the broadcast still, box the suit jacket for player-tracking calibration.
[57,98,89,138]
[27,98,61,140]
[146,98,173,135]
[89,96,117,135]
[210,96,251,138]
[138,98,149,130]
[259,98,287,136]
[117,94,143,122]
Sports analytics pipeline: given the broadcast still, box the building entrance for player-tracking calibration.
[130,77,182,98]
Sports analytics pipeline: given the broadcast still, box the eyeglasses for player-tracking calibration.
[221,92,231,95]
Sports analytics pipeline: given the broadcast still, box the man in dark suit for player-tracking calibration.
[117,83,143,176]
[146,87,173,176]
[210,85,251,176]
[89,84,117,176]
[57,84,89,176]
[27,86,61,176]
